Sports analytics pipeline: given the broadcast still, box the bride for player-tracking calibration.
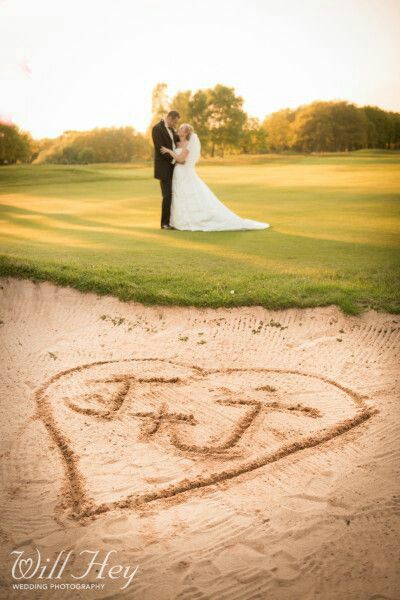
[160,124,270,231]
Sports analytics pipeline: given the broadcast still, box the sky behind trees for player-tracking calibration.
[1,0,399,139]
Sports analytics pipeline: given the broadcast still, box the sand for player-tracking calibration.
[0,277,399,599]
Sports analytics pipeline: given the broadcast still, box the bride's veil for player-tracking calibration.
[187,132,201,164]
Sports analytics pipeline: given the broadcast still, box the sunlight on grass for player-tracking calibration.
[1,222,110,249]
[199,163,400,191]
[1,152,399,313]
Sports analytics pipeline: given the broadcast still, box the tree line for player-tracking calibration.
[154,83,400,155]
[34,126,151,164]
[264,102,400,153]
[1,84,399,164]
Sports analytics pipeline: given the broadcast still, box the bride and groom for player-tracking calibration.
[152,110,270,231]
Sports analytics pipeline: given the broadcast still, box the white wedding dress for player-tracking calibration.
[170,133,270,231]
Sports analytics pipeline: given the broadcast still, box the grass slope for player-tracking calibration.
[0,152,399,314]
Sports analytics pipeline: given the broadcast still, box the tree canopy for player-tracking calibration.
[0,124,35,164]
[263,101,399,153]
[33,126,152,164]
[1,86,399,165]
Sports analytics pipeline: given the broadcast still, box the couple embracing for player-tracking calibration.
[152,110,270,232]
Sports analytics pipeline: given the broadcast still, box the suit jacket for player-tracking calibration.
[152,120,180,180]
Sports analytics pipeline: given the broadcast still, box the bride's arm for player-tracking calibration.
[160,147,189,163]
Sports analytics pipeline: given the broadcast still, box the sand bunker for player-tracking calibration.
[0,278,399,599]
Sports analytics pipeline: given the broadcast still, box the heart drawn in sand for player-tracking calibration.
[35,358,374,519]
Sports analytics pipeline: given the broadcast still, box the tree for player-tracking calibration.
[149,83,170,128]
[168,84,248,156]
[78,147,95,164]
[329,102,367,151]
[263,109,295,151]
[170,90,192,123]
[241,117,268,154]
[290,101,366,152]
[0,123,33,164]
[291,102,333,152]
[187,89,211,153]
[363,106,392,149]
[146,82,171,142]
[35,126,152,164]
[388,112,400,148]
[206,85,247,156]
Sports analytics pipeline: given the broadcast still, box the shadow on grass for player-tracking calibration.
[1,180,399,313]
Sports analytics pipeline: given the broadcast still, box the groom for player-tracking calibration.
[152,110,180,229]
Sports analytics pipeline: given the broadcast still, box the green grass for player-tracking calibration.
[0,151,399,314]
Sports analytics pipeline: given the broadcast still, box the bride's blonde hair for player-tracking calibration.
[179,123,194,140]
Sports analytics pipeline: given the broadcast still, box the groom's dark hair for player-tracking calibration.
[167,110,180,119]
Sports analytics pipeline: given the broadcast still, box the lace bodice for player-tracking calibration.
[175,135,201,167]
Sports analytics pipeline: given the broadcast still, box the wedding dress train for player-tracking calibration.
[170,134,269,232]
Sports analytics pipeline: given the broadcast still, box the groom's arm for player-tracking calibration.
[152,126,173,164]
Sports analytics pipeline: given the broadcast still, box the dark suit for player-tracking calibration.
[152,120,180,227]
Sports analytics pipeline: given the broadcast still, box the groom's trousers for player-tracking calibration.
[160,173,173,227]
